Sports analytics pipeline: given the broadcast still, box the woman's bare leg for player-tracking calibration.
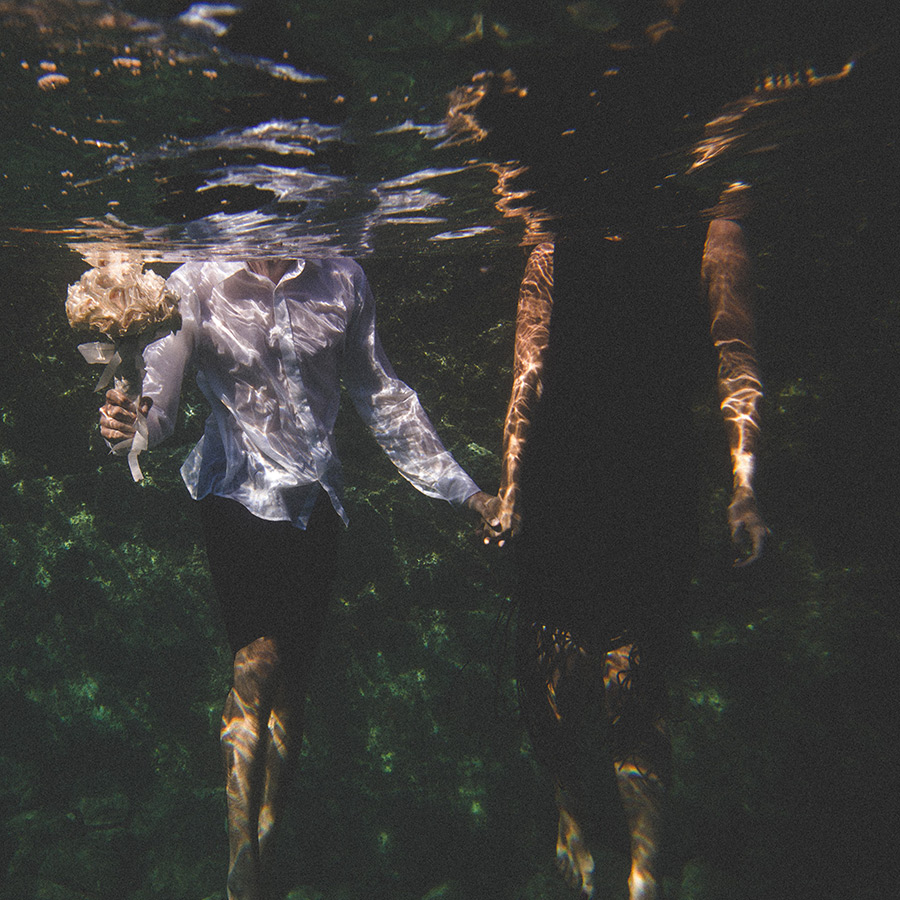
[221,637,282,900]
[257,655,309,888]
[521,632,668,900]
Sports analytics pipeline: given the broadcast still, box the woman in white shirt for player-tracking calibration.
[100,256,495,900]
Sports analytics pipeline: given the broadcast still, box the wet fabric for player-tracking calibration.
[200,492,341,656]
[510,228,713,793]
[140,258,479,528]
[515,227,712,655]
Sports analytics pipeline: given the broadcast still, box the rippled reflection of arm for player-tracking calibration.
[490,241,554,541]
[702,217,769,564]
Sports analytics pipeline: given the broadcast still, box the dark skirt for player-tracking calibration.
[200,491,341,656]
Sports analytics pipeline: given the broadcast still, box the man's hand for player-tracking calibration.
[99,389,152,443]
[728,486,769,567]
[467,492,520,547]
[465,491,505,545]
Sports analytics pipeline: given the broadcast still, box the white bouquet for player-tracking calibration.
[66,253,181,481]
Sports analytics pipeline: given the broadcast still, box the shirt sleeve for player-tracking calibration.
[342,264,480,506]
[140,265,199,448]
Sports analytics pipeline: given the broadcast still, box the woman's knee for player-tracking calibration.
[233,636,283,702]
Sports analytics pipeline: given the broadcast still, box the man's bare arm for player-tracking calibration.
[483,241,554,544]
[702,217,769,565]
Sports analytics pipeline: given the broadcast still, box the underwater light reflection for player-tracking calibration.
[2,0,537,260]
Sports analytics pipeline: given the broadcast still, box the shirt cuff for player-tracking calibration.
[437,471,481,507]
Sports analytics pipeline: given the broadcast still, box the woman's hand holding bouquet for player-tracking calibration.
[66,253,180,481]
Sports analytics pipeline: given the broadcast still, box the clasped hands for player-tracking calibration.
[97,399,766,567]
[468,492,519,547]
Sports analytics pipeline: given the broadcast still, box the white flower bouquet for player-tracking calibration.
[66,253,181,481]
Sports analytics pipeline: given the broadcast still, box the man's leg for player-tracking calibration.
[604,646,669,900]
[202,494,339,900]
[519,626,669,900]
[257,647,312,888]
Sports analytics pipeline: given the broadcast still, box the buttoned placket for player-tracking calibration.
[268,269,336,494]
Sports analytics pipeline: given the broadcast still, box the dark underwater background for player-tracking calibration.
[1,2,899,898]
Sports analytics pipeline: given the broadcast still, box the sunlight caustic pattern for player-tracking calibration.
[702,215,765,557]
[528,627,667,900]
[496,242,554,540]
[496,197,767,894]
[689,61,855,173]
[221,637,305,900]
[442,72,556,248]
[491,240,674,899]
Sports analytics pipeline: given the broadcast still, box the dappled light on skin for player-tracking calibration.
[722,382,762,488]
[556,801,595,897]
[221,636,303,900]
[222,652,270,900]
[498,191,763,895]
[615,762,663,900]
[526,627,667,900]
[495,243,554,539]
[258,707,290,856]
[536,626,587,721]
[702,217,764,543]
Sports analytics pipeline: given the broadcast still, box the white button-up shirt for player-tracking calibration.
[140,258,479,528]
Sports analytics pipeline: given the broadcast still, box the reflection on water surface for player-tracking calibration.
[1,0,549,260]
[3,0,892,261]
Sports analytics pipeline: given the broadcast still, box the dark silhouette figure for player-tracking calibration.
[481,215,765,898]
[448,11,791,893]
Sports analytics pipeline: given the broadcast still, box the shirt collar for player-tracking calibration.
[242,259,306,286]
